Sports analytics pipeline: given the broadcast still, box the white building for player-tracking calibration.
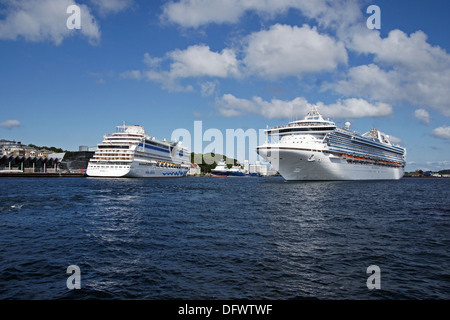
[248,160,278,176]
[187,163,201,176]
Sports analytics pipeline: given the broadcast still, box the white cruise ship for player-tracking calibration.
[256,107,406,181]
[86,123,190,178]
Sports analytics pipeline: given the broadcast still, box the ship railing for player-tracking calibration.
[338,153,403,167]
[269,122,334,130]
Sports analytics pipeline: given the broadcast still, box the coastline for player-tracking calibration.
[0,172,86,178]
[0,172,446,178]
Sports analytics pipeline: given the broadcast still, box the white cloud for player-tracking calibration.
[216,94,392,119]
[425,160,450,169]
[244,24,347,78]
[329,64,404,102]
[161,0,361,30]
[414,109,430,125]
[121,24,348,90]
[90,0,133,16]
[339,28,450,116]
[121,46,239,92]
[200,81,218,97]
[1,119,21,129]
[329,63,450,117]
[120,69,142,80]
[388,135,402,146]
[351,29,449,72]
[143,1,450,121]
[143,53,163,68]
[321,98,392,118]
[121,68,194,93]
[430,125,450,140]
[0,0,100,45]
[168,45,240,78]
[161,0,245,28]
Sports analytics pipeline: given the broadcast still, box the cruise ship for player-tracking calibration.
[256,107,406,181]
[86,123,190,178]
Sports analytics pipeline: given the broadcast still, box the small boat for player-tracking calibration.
[211,159,246,176]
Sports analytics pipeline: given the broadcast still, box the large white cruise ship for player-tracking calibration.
[256,107,406,181]
[86,123,190,178]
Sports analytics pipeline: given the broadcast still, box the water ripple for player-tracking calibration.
[0,177,449,299]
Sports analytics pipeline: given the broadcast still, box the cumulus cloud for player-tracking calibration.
[244,24,347,78]
[388,135,402,146]
[121,23,349,91]
[414,109,430,125]
[89,0,133,16]
[430,125,450,140]
[200,81,218,97]
[336,28,450,116]
[329,64,404,102]
[161,0,361,30]
[168,45,240,79]
[121,45,239,92]
[0,0,101,45]
[216,94,392,119]
[161,0,246,28]
[120,69,142,80]
[139,0,450,122]
[351,29,449,71]
[1,119,21,129]
[143,52,163,68]
[425,160,450,169]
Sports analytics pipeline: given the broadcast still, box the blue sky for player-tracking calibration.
[1,0,449,171]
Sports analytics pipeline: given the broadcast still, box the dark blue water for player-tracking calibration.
[0,177,449,299]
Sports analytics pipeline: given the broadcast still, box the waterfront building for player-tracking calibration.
[249,160,278,176]
[187,163,201,176]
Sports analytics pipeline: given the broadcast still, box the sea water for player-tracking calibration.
[0,177,449,299]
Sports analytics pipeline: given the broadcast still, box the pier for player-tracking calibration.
[0,171,85,177]
[0,154,63,172]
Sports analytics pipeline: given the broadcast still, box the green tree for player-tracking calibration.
[190,152,239,173]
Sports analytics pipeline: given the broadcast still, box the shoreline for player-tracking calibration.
[0,172,86,177]
[0,172,447,179]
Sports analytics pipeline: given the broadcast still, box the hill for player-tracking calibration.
[27,143,66,153]
[190,152,239,173]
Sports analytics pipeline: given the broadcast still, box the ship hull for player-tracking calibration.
[257,147,404,181]
[211,170,246,177]
[86,162,188,178]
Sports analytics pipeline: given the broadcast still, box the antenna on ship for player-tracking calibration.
[345,122,351,130]
[306,105,323,120]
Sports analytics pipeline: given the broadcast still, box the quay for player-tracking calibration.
[0,171,85,177]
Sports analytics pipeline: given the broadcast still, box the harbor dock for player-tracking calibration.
[0,171,86,177]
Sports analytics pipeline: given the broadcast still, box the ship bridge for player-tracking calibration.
[266,107,336,136]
